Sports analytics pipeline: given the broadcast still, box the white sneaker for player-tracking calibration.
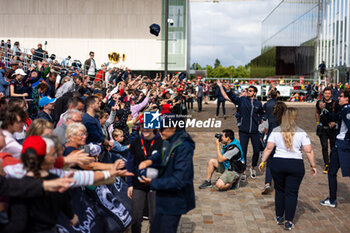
[250,167,256,179]
[320,198,337,208]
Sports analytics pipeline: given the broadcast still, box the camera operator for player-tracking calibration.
[199,129,245,191]
[315,87,341,174]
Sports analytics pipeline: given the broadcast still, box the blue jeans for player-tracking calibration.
[271,158,305,221]
[216,100,226,116]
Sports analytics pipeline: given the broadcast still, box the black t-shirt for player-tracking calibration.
[10,79,25,96]
[316,99,341,126]
[128,134,163,191]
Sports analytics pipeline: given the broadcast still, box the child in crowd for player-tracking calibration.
[111,129,130,159]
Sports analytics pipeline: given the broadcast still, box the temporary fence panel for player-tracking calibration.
[266,85,292,97]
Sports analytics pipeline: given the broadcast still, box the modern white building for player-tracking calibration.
[0,0,189,72]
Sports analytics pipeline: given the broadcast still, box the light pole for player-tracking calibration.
[164,0,169,78]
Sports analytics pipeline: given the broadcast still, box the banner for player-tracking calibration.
[57,177,132,233]
[266,86,291,97]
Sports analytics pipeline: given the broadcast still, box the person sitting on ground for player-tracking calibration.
[199,129,245,191]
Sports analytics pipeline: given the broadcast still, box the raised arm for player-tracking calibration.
[216,80,231,101]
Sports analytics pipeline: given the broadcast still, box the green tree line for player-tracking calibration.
[191,58,250,78]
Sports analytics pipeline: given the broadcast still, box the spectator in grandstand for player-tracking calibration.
[54,109,83,144]
[95,64,106,83]
[2,136,78,232]
[112,129,130,153]
[26,118,54,137]
[83,96,113,148]
[37,96,56,124]
[32,81,49,117]
[97,106,116,140]
[113,98,132,144]
[12,41,21,57]
[0,62,9,95]
[9,68,28,98]
[84,51,97,80]
[259,108,317,231]
[64,123,89,156]
[0,106,27,158]
[55,94,85,127]
[45,72,58,98]
[33,43,45,62]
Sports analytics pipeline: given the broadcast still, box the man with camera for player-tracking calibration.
[315,87,341,174]
[199,129,245,191]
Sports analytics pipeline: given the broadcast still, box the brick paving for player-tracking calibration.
[141,102,350,233]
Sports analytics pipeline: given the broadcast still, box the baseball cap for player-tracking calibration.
[149,24,161,36]
[39,96,56,107]
[21,136,47,156]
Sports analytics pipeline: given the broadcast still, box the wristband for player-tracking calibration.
[311,165,316,169]
[316,122,320,125]
[103,171,111,180]
[217,146,220,151]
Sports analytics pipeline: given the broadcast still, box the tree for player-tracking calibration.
[191,62,202,70]
[214,58,221,69]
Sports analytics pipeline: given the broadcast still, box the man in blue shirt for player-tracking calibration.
[217,80,263,180]
[37,96,55,124]
[320,88,350,208]
[82,96,113,148]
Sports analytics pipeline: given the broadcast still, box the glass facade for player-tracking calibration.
[318,0,350,69]
[261,0,350,81]
[262,0,319,53]
[162,0,188,71]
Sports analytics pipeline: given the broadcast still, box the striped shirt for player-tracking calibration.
[4,163,94,187]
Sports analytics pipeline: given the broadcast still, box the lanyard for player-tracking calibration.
[140,138,155,158]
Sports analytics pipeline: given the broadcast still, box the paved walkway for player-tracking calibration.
[142,103,350,233]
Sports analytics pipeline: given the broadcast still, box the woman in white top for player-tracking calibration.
[259,108,317,231]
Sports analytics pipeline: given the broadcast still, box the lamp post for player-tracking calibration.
[164,0,169,78]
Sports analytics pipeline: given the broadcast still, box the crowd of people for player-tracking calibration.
[0,40,201,233]
[198,80,350,231]
[0,39,349,233]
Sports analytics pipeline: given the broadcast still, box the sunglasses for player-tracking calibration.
[248,90,254,93]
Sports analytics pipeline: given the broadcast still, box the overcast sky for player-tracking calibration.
[190,0,281,68]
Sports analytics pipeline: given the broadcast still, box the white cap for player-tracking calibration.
[14,68,26,76]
